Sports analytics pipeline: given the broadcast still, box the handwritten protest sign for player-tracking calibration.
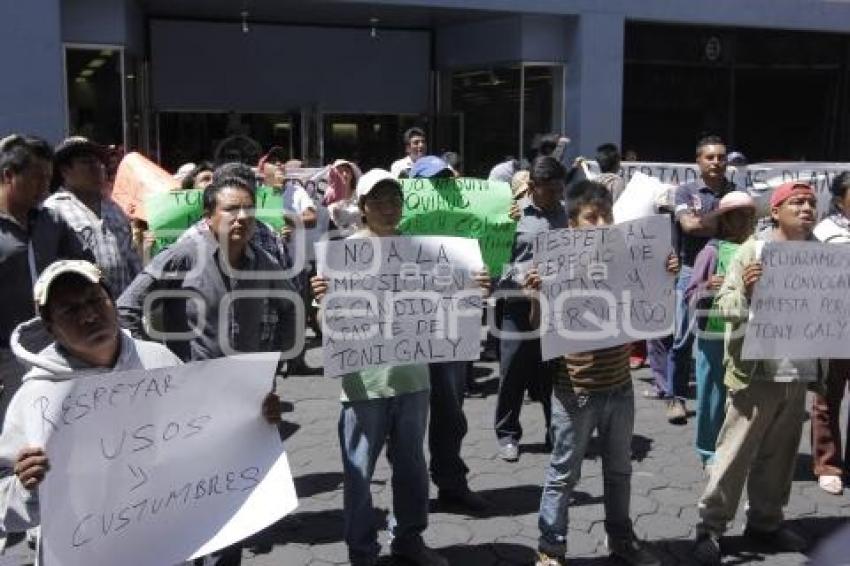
[742,242,850,359]
[587,161,850,218]
[533,215,675,360]
[399,178,516,278]
[145,186,284,253]
[316,236,485,377]
[31,357,297,566]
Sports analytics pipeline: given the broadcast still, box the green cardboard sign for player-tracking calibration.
[399,178,516,277]
[145,186,284,253]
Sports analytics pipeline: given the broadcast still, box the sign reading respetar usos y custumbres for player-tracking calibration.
[34,357,297,566]
[316,236,486,377]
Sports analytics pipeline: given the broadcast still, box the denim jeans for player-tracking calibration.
[338,390,430,563]
[646,335,672,397]
[538,383,635,556]
[665,265,694,401]
[495,304,552,445]
[695,337,727,464]
[428,361,470,493]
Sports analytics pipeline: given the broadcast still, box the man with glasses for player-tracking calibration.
[44,137,141,297]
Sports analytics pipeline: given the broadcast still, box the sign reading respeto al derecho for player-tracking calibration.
[316,236,485,377]
[399,178,516,278]
[533,215,675,360]
[742,242,850,360]
[33,357,297,566]
[145,186,284,253]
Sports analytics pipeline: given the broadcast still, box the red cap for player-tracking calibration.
[770,181,815,208]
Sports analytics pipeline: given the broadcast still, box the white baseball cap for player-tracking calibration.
[33,260,103,312]
[356,168,402,200]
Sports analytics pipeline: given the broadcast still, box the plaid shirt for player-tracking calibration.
[44,189,142,297]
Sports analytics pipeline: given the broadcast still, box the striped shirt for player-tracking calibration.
[44,189,141,297]
[554,344,631,394]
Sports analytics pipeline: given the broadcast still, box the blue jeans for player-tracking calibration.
[665,265,694,401]
[428,361,470,493]
[695,337,727,464]
[339,390,430,563]
[538,383,635,556]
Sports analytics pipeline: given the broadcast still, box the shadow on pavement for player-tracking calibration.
[293,471,344,498]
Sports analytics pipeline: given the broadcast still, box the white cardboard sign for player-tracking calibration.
[32,356,297,566]
[533,215,675,360]
[743,241,850,359]
[316,236,485,377]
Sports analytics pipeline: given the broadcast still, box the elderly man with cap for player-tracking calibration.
[692,182,820,565]
[0,259,282,556]
[44,137,141,297]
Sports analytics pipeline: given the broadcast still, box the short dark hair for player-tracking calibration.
[403,127,426,145]
[203,175,256,215]
[566,180,613,222]
[696,135,725,157]
[0,135,53,177]
[181,161,215,191]
[596,143,621,174]
[534,133,561,158]
[211,162,258,190]
[529,156,566,184]
[829,171,850,214]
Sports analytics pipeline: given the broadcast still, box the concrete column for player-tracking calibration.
[0,0,65,142]
[564,12,625,161]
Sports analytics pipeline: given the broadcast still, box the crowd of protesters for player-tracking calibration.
[0,127,848,566]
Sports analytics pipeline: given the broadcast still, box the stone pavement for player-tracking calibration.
[3,344,848,565]
[240,345,850,566]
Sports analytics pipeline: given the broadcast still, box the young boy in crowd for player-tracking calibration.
[693,182,821,565]
[685,192,757,467]
[529,181,678,566]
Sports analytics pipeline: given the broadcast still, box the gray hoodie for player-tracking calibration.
[0,318,181,536]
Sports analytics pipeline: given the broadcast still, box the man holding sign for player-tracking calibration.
[0,260,285,563]
[693,182,820,564]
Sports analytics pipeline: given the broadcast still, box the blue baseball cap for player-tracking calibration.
[410,155,453,179]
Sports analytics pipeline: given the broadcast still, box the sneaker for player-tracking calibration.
[498,442,519,462]
[607,534,660,566]
[438,487,491,514]
[536,550,568,566]
[666,399,687,425]
[818,474,844,495]
[743,524,808,553]
[692,531,721,565]
[629,356,646,369]
[391,544,449,566]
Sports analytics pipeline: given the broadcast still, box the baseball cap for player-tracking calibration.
[33,260,103,312]
[356,168,402,200]
[714,191,756,215]
[54,136,106,167]
[770,181,815,208]
[410,155,452,179]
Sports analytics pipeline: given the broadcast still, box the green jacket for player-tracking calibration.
[716,234,825,390]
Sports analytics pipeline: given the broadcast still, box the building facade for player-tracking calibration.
[4,0,850,175]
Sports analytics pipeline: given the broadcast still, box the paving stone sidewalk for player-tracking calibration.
[241,347,849,566]
[4,345,847,565]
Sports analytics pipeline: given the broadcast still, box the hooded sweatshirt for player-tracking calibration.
[0,318,181,534]
[715,230,825,390]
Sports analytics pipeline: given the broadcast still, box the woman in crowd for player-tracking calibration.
[323,159,363,236]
